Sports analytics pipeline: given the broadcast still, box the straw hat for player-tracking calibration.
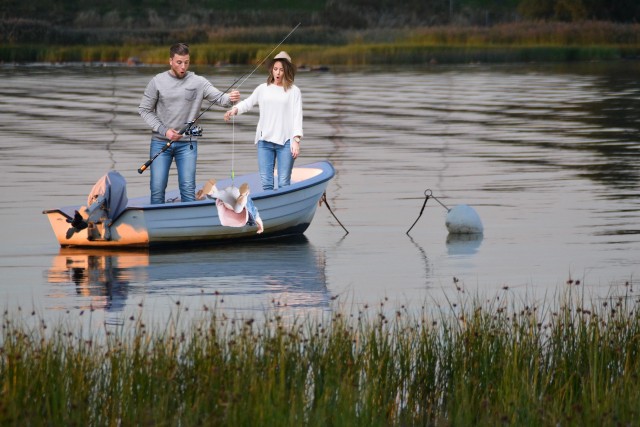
[273,51,292,62]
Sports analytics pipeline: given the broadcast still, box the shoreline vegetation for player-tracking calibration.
[2,288,640,425]
[2,21,640,65]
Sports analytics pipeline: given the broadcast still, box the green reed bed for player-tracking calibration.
[404,21,640,46]
[288,43,629,65]
[2,42,635,66]
[2,289,640,426]
[2,21,640,65]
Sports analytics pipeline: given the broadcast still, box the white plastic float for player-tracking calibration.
[406,190,484,236]
[445,204,484,235]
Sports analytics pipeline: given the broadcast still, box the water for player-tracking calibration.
[1,61,639,328]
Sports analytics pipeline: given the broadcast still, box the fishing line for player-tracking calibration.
[234,23,301,91]
[227,22,301,183]
[231,114,235,184]
[138,76,243,174]
[140,23,301,178]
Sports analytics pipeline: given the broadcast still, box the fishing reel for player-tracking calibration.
[183,125,203,137]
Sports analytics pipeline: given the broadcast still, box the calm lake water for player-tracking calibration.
[1,61,639,329]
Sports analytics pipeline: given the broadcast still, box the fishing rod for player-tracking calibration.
[235,22,300,90]
[137,76,242,174]
[137,22,301,174]
[227,22,301,184]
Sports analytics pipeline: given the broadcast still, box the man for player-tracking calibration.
[139,42,240,204]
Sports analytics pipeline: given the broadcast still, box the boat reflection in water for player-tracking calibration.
[47,248,146,317]
[46,236,330,325]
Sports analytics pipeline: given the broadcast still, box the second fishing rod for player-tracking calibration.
[138,23,301,174]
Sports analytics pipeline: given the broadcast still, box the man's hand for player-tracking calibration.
[229,90,240,103]
[165,128,183,141]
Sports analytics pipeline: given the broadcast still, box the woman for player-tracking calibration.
[224,51,303,191]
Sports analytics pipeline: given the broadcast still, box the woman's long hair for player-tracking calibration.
[267,59,296,91]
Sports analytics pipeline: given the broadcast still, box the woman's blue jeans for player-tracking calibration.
[257,139,294,190]
[150,139,197,204]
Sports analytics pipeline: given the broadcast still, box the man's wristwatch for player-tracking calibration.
[294,136,301,143]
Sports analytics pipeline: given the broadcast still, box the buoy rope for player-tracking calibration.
[406,189,450,235]
[406,193,430,235]
[427,190,450,212]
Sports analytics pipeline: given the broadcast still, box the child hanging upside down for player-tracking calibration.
[197,180,264,234]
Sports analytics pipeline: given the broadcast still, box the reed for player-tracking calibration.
[1,43,631,67]
[2,287,640,426]
[404,21,640,46]
[1,21,639,65]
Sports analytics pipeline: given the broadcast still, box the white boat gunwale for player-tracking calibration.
[44,161,334,217]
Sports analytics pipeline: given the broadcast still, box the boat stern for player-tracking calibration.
[43,208,150,247]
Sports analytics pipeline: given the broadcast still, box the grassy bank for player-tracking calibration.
[2,22,639,65]
[1,42,636,66]
[2,289,640,426]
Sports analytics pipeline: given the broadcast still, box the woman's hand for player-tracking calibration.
[291,138,300,159]
[224,107,238,122]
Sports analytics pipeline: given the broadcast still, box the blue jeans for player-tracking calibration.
[257,140,295,191]
[150,139,197,204]
[245,197,260,226]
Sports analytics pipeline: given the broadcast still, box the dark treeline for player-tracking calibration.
[1,0,639,44]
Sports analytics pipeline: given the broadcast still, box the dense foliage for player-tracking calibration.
[0,0,640,32]
[1,0,639,45]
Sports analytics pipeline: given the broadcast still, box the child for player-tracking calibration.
[197,180,264,234]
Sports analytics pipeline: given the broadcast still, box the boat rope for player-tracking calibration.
[406,189,450,235]
[321,193,349,235]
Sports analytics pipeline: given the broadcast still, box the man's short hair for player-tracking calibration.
[170,43,190,57]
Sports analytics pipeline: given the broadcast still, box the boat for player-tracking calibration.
[43,161,335,248]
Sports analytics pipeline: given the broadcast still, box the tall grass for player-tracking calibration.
[2,21,639,65]
[2,288,640,425]
[0,42,631,66]
[404,21,640,46]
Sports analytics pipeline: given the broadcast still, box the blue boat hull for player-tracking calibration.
[43,161,335,248]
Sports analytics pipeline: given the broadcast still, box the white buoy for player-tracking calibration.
[445,204,483,234]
